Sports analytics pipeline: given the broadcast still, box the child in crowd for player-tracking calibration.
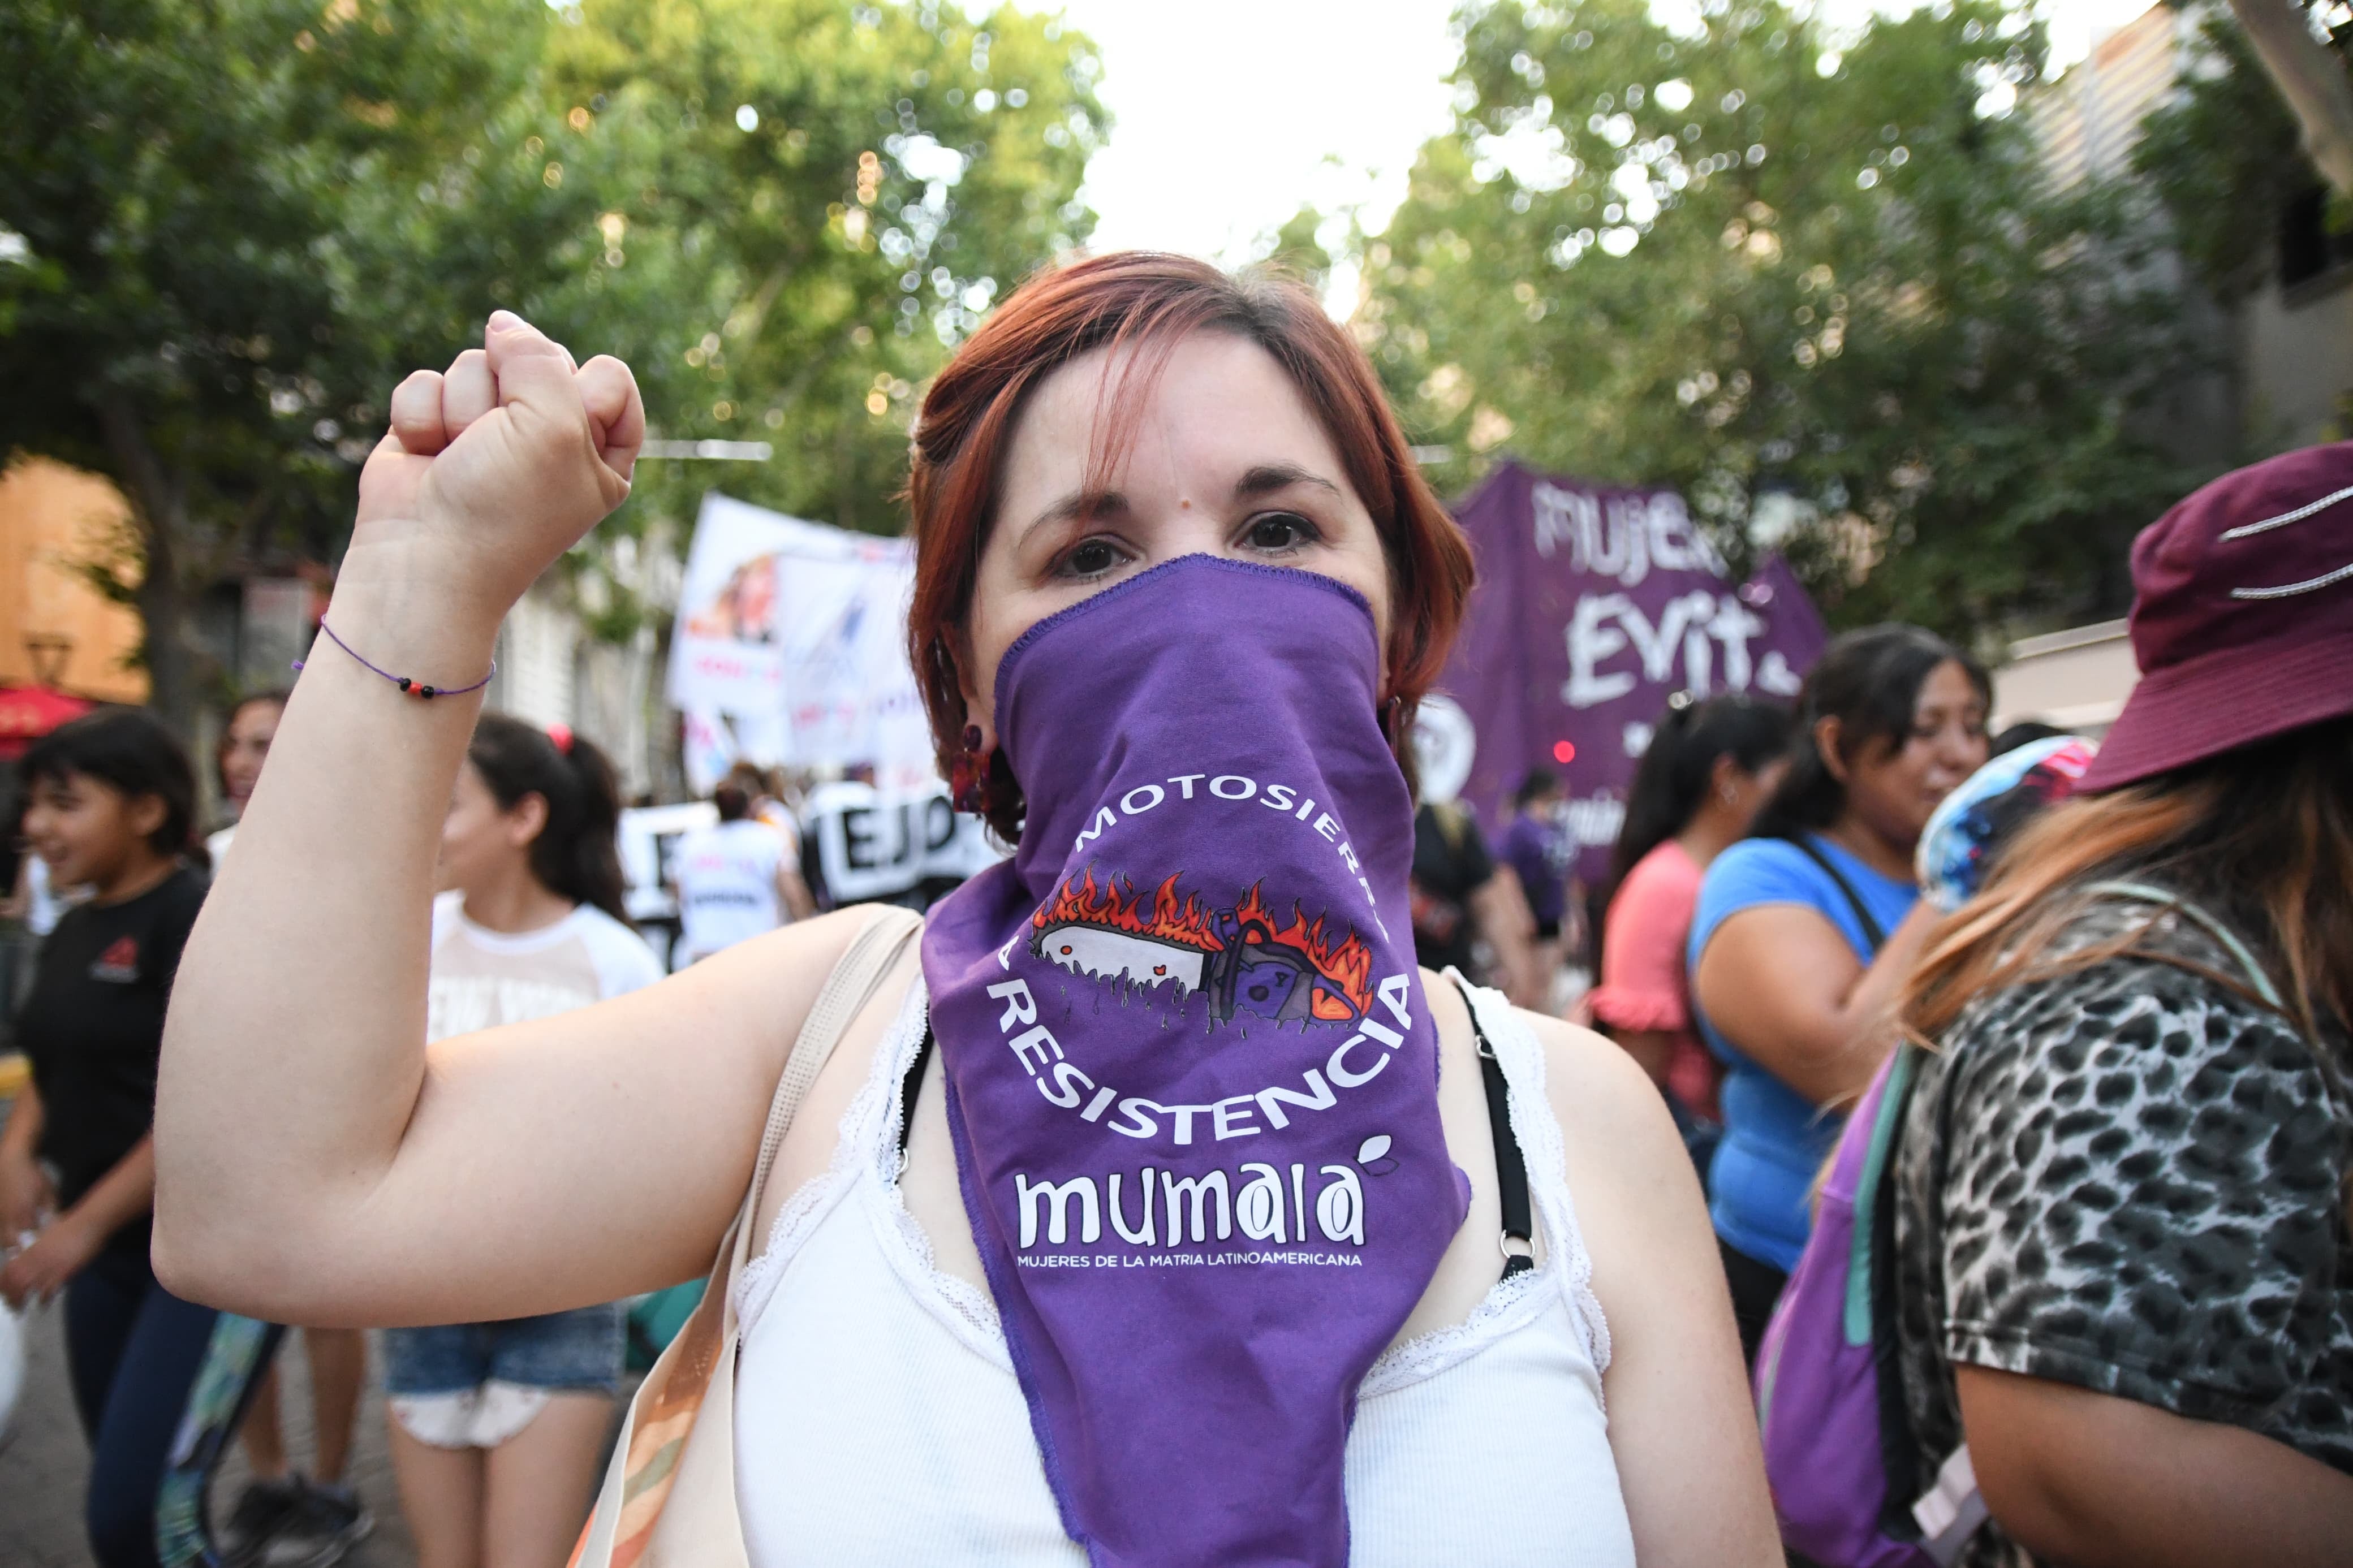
[381,714,663,1568]
[0,711,217,1567]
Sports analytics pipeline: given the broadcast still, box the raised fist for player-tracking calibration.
[355,312,644,614]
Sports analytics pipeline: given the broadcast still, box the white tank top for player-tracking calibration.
[674,819,786,960]
[731,982,1637,1567]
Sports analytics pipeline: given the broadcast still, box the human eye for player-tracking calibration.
[1240,511,1321,555]
[1053,535,1132,581]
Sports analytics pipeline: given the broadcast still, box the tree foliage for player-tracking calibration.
[1355,0,2207,642]
[0,0,1100,725]
[546,0,1103,543]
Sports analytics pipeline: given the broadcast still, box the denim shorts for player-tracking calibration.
[381,1302,625,1397]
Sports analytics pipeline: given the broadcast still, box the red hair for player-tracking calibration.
[906,251,1476,841]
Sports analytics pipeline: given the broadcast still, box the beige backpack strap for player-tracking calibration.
[573,904,925,1568]
[729,904,926,1280]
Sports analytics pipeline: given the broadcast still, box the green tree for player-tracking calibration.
[0,0,1102,726]
[1355,0,2204,641]
[550,0,1104,551]
[0,0,578,728]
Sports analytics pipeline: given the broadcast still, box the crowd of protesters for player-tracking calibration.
[0,709,820,1566]
[1,262,2347,1568]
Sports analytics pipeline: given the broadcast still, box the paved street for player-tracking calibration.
[2,1304,418,1568]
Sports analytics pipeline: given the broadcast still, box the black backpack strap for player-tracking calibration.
[1455,979,1536,1280]
[1785,835,1888,953]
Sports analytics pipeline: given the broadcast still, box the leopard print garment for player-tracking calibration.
[1891,894,2353,1568]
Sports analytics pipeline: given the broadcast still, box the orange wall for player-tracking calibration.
[0,459,150,703]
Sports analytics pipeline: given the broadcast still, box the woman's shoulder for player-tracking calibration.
[1523,1008,1683,1158]
[1428,977,1683,1181]
[161,861,212,910]
[1930,893,2334,1131]
[1704,834,1816,883]
[685,905,919,1009]
[565,904,670,995]
[1692,836,1838,926]
[1622,839,1701,898]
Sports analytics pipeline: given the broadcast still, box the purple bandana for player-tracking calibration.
[921,555,1469,1567]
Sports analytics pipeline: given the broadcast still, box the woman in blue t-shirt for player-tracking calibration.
[1688,625,1989,1361]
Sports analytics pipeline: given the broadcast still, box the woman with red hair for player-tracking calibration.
[156,257,1778,1566]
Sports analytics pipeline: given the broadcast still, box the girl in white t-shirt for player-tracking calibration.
[383,715,661,1568]
[669,777,812,964]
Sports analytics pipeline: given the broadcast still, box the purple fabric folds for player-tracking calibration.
[920,555,1468,1567]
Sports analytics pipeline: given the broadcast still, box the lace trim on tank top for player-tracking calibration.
[736,978,1610,1394]
[1361,980,1610,1398]
[734,983,1003,1351]
[859,988,1009,1357]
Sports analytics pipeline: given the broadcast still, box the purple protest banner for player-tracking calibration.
[1427,461,1828,887]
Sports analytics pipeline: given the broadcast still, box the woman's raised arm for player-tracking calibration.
[156,315,858,1327]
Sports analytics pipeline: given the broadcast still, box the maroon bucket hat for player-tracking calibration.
[2080,440,2353,793]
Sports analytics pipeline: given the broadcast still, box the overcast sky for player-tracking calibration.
[1049,0,2165,267]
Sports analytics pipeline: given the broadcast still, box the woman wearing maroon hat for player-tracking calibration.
[1888,443,2353,1567]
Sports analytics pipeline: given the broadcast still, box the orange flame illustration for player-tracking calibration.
[1032,870,1222,952]
[1230,883,1374,1019]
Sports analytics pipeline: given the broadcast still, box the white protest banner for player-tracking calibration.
[667,493,933,783]
[617,800,718,923]
[667,493,848,716]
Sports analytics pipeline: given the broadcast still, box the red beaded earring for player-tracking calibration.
[950,724,989,814]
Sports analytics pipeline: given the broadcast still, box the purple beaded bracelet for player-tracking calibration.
[292,620,494,701]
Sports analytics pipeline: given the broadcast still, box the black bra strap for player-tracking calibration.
[897,1026,936,1163]
[899,1010,1538,1283]
[1458,982,1537,1280]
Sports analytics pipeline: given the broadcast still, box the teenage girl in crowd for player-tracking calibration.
[1889,446,2353,1566]
[670,771,814,966]
[1689,627,1988,1360]
[0,711,216,1567]
[381,714,663,1568]
[158,262,1779,1565]
[206,690,286,862]
[206,689,375,1566]
[1587,694,1790,1134]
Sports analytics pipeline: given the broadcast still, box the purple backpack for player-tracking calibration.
[1751,1040,1976,1567]
[1752,879,2279,1567]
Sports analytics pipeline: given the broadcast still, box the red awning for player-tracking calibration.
[0,685,94,758]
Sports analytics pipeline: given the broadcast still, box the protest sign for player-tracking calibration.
[1433,462,1827,884]
[666,493,933,788]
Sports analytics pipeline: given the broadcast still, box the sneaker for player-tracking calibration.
[257,1477,374,1568]
[219,1476,303,1566]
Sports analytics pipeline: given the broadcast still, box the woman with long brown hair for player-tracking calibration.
[1889,444,2353,1567]
[150,259,1779,1566]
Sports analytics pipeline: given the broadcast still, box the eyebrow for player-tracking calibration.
[1018,464,1345,548]
[1018,488,1129,547]
[1234,463,1343,502]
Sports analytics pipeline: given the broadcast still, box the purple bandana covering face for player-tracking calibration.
[921,555,1469,1568]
